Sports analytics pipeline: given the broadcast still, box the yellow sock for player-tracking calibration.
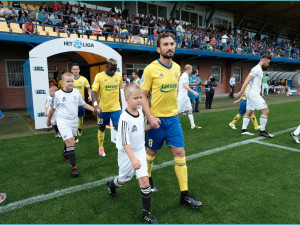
[251,115,258,129]
[98,130,105,148]
[78,117,84,129]
[146,154,155,178]
[231,114,241,125]
[174,157,188,191]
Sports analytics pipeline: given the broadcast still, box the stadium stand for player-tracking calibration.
[0,2,299,60]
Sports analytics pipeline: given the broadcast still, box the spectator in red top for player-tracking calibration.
[22,18,37,34]
[53,1,61,11]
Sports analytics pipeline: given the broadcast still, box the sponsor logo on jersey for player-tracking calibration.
[160,83,177,93]
[105,85,119,91]
[132,125,137,132]
[115,78,119,83]
[174,72,179,79]
[33,66,44,71]
[35,89,46,94]
[74,86,82,89]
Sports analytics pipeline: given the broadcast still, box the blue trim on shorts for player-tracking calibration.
[145,116,184,150]
[98,110,122,126]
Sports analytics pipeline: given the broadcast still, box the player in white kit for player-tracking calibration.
[45,85,60,137]
[106,83,158,224]
[177,64,201,129]
[47,72,100,177]
[236,54,273,138]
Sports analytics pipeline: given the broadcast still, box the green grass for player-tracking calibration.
[0,96,300,223]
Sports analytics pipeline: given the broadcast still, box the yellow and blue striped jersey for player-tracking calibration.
[73,75,90,98]
[92,71,122,112]
[141,59,181,117]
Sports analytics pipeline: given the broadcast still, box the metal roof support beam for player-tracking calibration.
[234,16,244,32]
[256,22,266,36]
[276,27,286,41]
[170,1,178,19]
[206,9,215,29]
[292,32,300,43]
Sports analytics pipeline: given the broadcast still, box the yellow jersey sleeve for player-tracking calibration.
[141,66,153,91]
[92,73,101,92]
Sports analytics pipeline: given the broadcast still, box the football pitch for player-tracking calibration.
[0,97,300,224]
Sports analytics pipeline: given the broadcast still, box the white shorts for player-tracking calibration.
[262,84,269,89]
[57,120,78,141]
[246,93,268,111]
[178,95,192,113]
[117,148,148,182]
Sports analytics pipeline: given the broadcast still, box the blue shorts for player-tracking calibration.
[145,116,185,150]
[78,106,85,118]
[239,99,247,115]
[98,110,122,126]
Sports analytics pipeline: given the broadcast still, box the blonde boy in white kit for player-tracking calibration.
[47,72,100,177]
[106,83,158,224]
[177,64,201,129]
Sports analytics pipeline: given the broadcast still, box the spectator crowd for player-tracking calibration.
[0,1,299,59]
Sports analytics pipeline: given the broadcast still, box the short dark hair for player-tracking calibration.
[71,63,80,69]
[261,54,272,60]
[132,70,138,75]
[157,32,175,47]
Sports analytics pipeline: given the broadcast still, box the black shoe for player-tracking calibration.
[106,181,117,197]
[71,166,79,177]
[241,129,254,136]
[149,177,158,192]
[180,194,202,208]
[142,210,159,224]
[259,130,274,138]
[195,110,199,113]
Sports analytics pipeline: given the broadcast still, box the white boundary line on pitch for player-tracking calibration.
[252,140,300,152]
[0,127,297,214]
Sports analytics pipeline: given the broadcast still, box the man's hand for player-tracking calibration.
[94,105,101,114]
[148,115,161,129]
[46,120,51,127]
[130,157,141,170]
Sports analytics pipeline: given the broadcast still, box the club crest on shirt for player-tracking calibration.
[79,81,82,84]
[115,78,118,83]
[104,79,107,82]
[159,73,164,77]
[73,96,77,101]
[132,125,137,132]
[62,97,66,102]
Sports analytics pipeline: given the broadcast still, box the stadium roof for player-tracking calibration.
[195,1,300,41]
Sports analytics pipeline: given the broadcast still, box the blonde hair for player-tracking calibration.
[50,85,58,92]
[184,64,192,71]
[62,72,73,80]
[107,58,117,67]
[124,83,142,98]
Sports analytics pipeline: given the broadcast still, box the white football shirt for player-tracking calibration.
[116,109,145,152]
[178,72,189,97]
[248,64,263,94]
[51,89,85,125]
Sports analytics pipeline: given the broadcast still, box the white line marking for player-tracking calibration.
[252,140,300,152]
[0,127,297,214]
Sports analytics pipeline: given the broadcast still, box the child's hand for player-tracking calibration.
[130,157,141,170]
[234,100,239,104]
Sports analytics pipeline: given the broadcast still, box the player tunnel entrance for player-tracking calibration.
[23,38,122,129]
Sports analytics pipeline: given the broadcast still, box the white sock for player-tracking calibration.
[188,113,195,127]
[294,125,300,136]
[260,115,268,131]
[242,116,250,130]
